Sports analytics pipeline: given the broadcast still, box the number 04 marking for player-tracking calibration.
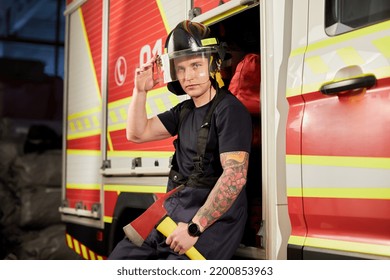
[139,38,163,66]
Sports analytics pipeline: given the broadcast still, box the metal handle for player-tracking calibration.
[320,74,376,95]
[100,167,170,177]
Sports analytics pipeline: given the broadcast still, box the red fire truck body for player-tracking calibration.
[60,0,390,260]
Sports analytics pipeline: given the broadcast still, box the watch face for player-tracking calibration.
[188,222,200,236]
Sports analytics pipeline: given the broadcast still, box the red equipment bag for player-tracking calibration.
[228,53,261,114]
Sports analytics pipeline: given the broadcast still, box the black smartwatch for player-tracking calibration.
[187,221,202,237]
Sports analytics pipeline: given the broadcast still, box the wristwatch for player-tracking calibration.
[187,221,202,237]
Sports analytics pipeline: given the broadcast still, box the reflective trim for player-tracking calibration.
[104,184,166,193]
[288,235,390,257]
[65,234,105,260]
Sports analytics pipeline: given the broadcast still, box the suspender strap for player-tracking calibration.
[193,90,227,174]
[178,99,195,130]
[170,89,227,187]
[171,99,194,172]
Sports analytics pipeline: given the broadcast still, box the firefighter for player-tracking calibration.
[108,20,252,260]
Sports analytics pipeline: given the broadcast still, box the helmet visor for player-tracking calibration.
[156,47,217,84]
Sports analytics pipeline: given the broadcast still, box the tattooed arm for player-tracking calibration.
[165,151,249,255]
[193,151,249,231]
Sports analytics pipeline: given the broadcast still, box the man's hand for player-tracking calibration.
[134,55,160,93]
[166,222,198,255]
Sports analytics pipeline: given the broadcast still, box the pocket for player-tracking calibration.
[167,186,211,222]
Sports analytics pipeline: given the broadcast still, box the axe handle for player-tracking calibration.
[156,216,206,260]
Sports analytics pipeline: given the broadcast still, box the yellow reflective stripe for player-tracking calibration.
[69,122,76,132]
[107,123,126,132]
[156,0,170,33]
[373,36,390,58]
[154,98,166,112]
[76,120,83,130]
[66,234,73,249]
[306,55,329,74]
[305,236,390,257]
[67,235,105,260]
[168,94,180,105]
[67,129,101,140]
[289,235,390,257]
[301,73,381,96]
[67,149,101,156]
[288,187,390,199]
[92,115,100,127]
[302,155,390,169]
[73,239,81,254]
[104,216,113,223]
[286,155,301,164]
[106,88,173,123]
[119,108,127,120]
[66,183,100,190]
[291,20,390,57]
[288,235,305,246]
[148,86,169,97]
[290,45,307,58]
[104,184,166,193]
[107,150,173,158]
[107,131,114,151]
[84,118,91,129]
[68,106,101,120]
[81,244,89,259]
[376,65,390,78]
[337,47,365,65]
[303,187,390,199]
[286,86,302,97]
[108,97,130,109]
[109,110,118,123]
[146,102,152,116]
[89,250,96,260]
[287,187,302,197]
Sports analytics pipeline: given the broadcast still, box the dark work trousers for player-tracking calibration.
[108,179,248,260]
[107,229,188,260]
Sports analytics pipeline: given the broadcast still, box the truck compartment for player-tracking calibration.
[209,6,262,252]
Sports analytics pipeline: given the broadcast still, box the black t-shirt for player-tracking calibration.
[158,89,252,179]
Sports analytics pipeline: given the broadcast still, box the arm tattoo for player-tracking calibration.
[195,151,249,230]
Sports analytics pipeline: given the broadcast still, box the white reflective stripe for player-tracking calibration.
[67,152,102,185]
[286,155,390,198]
[302,164,390,189]
[286,163,302,188]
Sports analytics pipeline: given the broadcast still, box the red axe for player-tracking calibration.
[123,185,205,260]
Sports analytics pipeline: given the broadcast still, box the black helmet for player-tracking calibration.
[163,20,225,95]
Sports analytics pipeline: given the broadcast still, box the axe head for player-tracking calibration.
[123,185,183,247]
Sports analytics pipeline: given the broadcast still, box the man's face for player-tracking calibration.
[174,54,211,98]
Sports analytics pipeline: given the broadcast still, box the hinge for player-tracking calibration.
[101,159,111,170]
[131,157,142,169]
[188,7,201,19]
[258,220,265,248]
[240,0,259,5]
[91,203,101,217]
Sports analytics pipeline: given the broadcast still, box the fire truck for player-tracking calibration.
[60,0,390,260]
